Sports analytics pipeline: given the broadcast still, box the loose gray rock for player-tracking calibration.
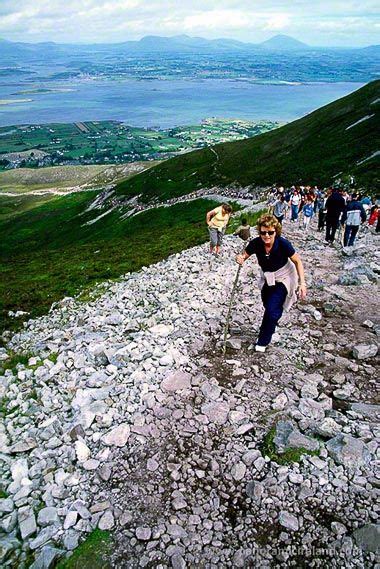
[231,462,247,481]
[18,506,37,539]
[279,511,299,531]
[352,524,380,552]
[98,510,115,531]
[37,507,59,528]
[201,401,230,424]
[30,546,64,569]
[0,537,20,564]
[225,338,242,350]
[350,402,380,420]
[64,511,78,530]
[147,458,159,472]
[273,421,319,453]
[315,417,342,438]
[161,371,191,392]
[0,499,14,514]
[326,434,371,469]
[135,527,152,541]
[102,424,130,447]
[352,344,378,360]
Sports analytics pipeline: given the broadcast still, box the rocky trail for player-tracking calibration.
[0,216,379,568]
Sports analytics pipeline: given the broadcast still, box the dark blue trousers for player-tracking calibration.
[257,282,287,347]
[343,225,359,247]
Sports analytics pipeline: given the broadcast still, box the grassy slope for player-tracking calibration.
[115,80,380,202]
[0,193,226,333]
[0,161,159,193]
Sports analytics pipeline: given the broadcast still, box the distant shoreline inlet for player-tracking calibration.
[0,80,363,128]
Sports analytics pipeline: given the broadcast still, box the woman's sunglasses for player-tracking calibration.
[260,230,275,236]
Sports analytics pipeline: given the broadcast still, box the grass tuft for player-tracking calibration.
[261,426,319,465]
[56,529,112,569]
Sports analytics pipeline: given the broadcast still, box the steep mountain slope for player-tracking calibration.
[115,81,380,203]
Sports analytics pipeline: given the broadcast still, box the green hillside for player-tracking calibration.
[0,195,245,335]
[115,80,380,202]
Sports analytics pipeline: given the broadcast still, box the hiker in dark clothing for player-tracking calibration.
[341,193,366,247]
[325,188,346,243]
[234,218,251,241]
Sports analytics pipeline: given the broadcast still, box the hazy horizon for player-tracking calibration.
[0,33,378,49]
[0,1,379,48]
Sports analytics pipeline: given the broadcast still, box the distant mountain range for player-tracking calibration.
[0,34,378,57]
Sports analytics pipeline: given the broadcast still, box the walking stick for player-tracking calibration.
[222,264,242,356]
[222,239,247,356]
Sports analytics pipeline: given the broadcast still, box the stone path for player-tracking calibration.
[0,216,379,568]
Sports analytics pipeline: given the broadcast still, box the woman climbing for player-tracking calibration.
[236,214,307,352]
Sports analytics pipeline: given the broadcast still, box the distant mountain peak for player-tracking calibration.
[260,34,308,50]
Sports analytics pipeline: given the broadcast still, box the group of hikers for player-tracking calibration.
[267,184,380,247]
[205,183,378,354]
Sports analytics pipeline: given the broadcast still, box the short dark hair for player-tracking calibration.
[222,203,232,213]
[241,218,248,225]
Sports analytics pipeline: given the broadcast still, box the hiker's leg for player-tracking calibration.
[325,219,332,241]
[343,225,350,246]
[348,225,359,246]
[209,228,217,253]
[215,230,223,255]
[257,283,287,347]
[330,219,338,242]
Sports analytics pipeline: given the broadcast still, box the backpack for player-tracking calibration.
[346,209,362,226]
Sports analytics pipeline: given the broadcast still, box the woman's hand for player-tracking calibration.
[236,254,245,265]
[298,283,307,300]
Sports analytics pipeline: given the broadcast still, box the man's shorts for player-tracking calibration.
[209,227,224,247]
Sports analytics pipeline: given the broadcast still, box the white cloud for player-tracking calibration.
[264,13,290,30]
[0,0,378,46]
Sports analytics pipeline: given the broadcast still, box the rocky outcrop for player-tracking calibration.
[0,219,378,567]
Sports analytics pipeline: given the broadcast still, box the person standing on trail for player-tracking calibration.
[341,193,366,247]
[206,203,232,256]
[236,214,307,353]
[273,195,287,225]
[325,188,345,243]
[290,190,301,222]
[301,198,314,232]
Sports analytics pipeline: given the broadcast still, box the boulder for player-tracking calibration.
[18,506,37,539]
[314,417,341,438]
[201,401,230,425]
[161,371,191,392]
[0,537,20,564]
[273,421,319,453]
[352,344,378,360]
[102,424,130,447]
[326,434,371,469]
[352,524,380,552]
[37,507,59,528]
[30,546,64,569]
[350,402,380,420]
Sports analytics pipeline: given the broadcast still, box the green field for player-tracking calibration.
[0,119,280,168]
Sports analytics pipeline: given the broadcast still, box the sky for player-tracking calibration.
[0,0,379,47]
